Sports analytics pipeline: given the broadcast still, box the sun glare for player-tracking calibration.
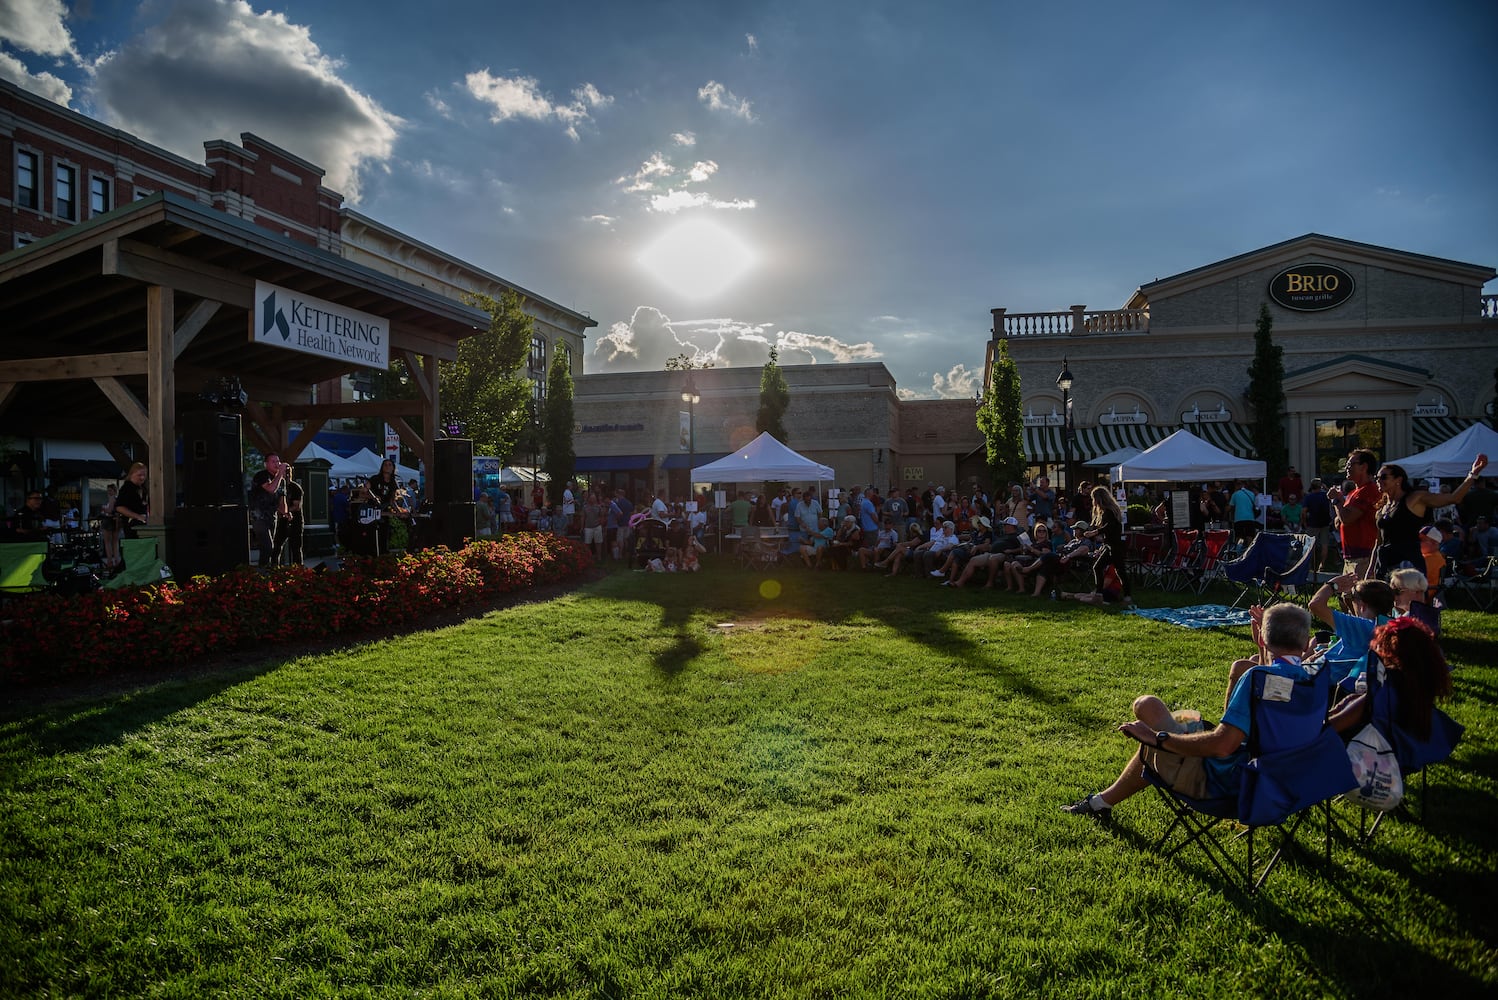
[637,218,756,300]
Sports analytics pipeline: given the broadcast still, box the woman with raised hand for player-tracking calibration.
[1372,454,1487,577]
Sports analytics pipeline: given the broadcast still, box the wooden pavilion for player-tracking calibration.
[0,190,489,522]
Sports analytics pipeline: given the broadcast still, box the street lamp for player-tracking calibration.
[681,373,701,501]
[1057,358,1075,494]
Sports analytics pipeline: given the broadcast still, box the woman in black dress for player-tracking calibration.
[364,459,400,554]
[114,463,149,539]
[1088,485,1132,605]
[1373,455,1487,576]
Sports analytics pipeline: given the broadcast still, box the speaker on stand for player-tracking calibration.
[432,438,473,503]
[180,410,245,506]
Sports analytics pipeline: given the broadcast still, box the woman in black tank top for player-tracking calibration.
[1373,457,1489,576]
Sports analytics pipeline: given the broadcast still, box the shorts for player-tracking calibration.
[1138,744,1210,799]
[584,525,603,544]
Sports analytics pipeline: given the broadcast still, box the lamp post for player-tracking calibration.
[1057,358,1075,494]
[681,373,701,501]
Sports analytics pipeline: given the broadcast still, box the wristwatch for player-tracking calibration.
[1155,731,1172,748]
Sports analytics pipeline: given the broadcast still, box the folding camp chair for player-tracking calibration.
[1443,555,1498,611]
[1223,532,1295,609]
[1339,656,1464,843]
[1189,529,1234,594]
[1263,534,1316,603]
[1142,664,1356,893]
[1161,528,1200,592]
[1127,530,1169,589]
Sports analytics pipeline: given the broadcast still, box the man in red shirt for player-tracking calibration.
[1328,449,1378,577]
[1277,465,1304,503]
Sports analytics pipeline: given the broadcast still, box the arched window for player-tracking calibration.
[529,335,546,374]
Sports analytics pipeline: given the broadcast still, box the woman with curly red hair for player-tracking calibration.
[1329,617,1451,741]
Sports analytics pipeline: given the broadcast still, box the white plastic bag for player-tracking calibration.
[1346,724,1404,812]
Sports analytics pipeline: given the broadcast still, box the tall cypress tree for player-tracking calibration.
[542,347,575,502]
[976,340,1026,485]
[1246,303,1289,479]
[756,347,790,443]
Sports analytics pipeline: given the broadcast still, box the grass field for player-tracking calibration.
[3,561,1495,998]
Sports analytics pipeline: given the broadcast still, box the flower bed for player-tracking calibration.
[1,533,593,685]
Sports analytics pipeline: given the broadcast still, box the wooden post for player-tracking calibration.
[146,284,176,524]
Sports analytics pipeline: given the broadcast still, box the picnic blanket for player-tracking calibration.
[1123,604,1251,629]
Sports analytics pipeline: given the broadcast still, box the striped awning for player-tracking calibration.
[1024,425,1066,463]
[1073,424,1171,461]
[1412,416,1476,451]
[1191,421,1258,458]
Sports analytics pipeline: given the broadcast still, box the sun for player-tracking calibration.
[637,218,757,300]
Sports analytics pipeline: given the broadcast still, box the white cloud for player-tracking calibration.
[425,91,453,119]
[896,388,919,401]
[928,363,979,399]
[585,214,616,227]
[590,307,878,373]
[686,160,718,183]
[0,49,71,103]
[88,0,401,203]
[746,33,758,53]
[698,80,755,120]
[464,69,611,139]
[648,189,756,214]
[671,131,696,146]
[0,0,76,58]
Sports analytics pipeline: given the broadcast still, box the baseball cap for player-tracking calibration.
[1003,516,1019,526]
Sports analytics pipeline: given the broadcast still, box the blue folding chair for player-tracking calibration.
[1346,657,1464,842]
[1142,664,1357,892]
[1223,532,1295,609]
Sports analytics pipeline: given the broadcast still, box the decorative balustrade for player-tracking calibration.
[991,306,1150,338]
[1482,294,1498,320]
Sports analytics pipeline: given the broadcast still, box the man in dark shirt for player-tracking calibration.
[1301,478,1333,570]
[250,453,288,566]
[13,491,48,541]
[272,466,305,566]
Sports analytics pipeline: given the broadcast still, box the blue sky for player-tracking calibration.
[4,0,1495,398]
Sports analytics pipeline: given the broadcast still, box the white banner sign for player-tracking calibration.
[385,424,400,462]
[252,280,389,370]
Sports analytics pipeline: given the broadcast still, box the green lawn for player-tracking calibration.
[3,563,1495,998]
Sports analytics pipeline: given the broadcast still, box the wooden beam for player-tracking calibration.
[146,285,176,524]
[279,399,426,420]
[102,442,134,470]
[0,352,149,381]
[390,416,426,456]
[91,377,150,440]
[103,238,255,310]
[173,299,222,360]
[0,382,16,421]
[241,420,278,460]
[281,420,326,465]
[398,348,434,403]
[417,352,438,479]
[243,401,283,457]
[391,326,459,362]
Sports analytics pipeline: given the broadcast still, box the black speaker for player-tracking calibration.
[432,501,475,550]
[432,438,473,504]
[172,506,250,577]
[181,411,244,506]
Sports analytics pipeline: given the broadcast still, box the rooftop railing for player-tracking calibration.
[990,306,1150,338]
[1483,294,1498,320]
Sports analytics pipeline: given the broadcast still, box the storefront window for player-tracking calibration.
[1315,417,1385,483]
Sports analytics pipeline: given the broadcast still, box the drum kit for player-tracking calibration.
[40,521,109,595]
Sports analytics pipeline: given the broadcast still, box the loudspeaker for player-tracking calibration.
[432,438,473,503]
[181,411,244,506]
[432,501,475,550]
[172,506,250,577]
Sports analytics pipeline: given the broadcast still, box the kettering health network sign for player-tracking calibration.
[252,280,389,370]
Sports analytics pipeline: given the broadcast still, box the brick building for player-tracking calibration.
[985,233,1498,487]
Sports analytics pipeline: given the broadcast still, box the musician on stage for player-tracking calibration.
[250,453,288,566]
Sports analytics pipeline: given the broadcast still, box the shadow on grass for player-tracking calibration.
[1107,802,1496,997]
[1,653,294,758]
[604,561,1119,730]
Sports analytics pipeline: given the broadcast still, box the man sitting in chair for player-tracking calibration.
[1062,603,1314,819]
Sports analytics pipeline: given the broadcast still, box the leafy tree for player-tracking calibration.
[447,290,535,460]
[665,352,713,371]
[976,339,1026,485]
[756,347,791,443]
[542,347,576,502]
[1246,303,1289,479]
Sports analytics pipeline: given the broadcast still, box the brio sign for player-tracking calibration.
[1267,263,1355,312]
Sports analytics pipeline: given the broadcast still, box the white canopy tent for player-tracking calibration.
[1111,429,1266,483]
[328,447,421,486]
[692,431,835,484]
[1387,421,1498,480]
[1085,445,1142,469]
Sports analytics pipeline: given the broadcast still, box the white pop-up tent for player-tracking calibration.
[328,447,421,485]
[692,431,835,484]
[1085,445,1142,469]
[1388,422,1498,480]
[1111,428,1266,483]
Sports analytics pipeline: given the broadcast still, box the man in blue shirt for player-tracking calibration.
[1063,604,1313,817]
